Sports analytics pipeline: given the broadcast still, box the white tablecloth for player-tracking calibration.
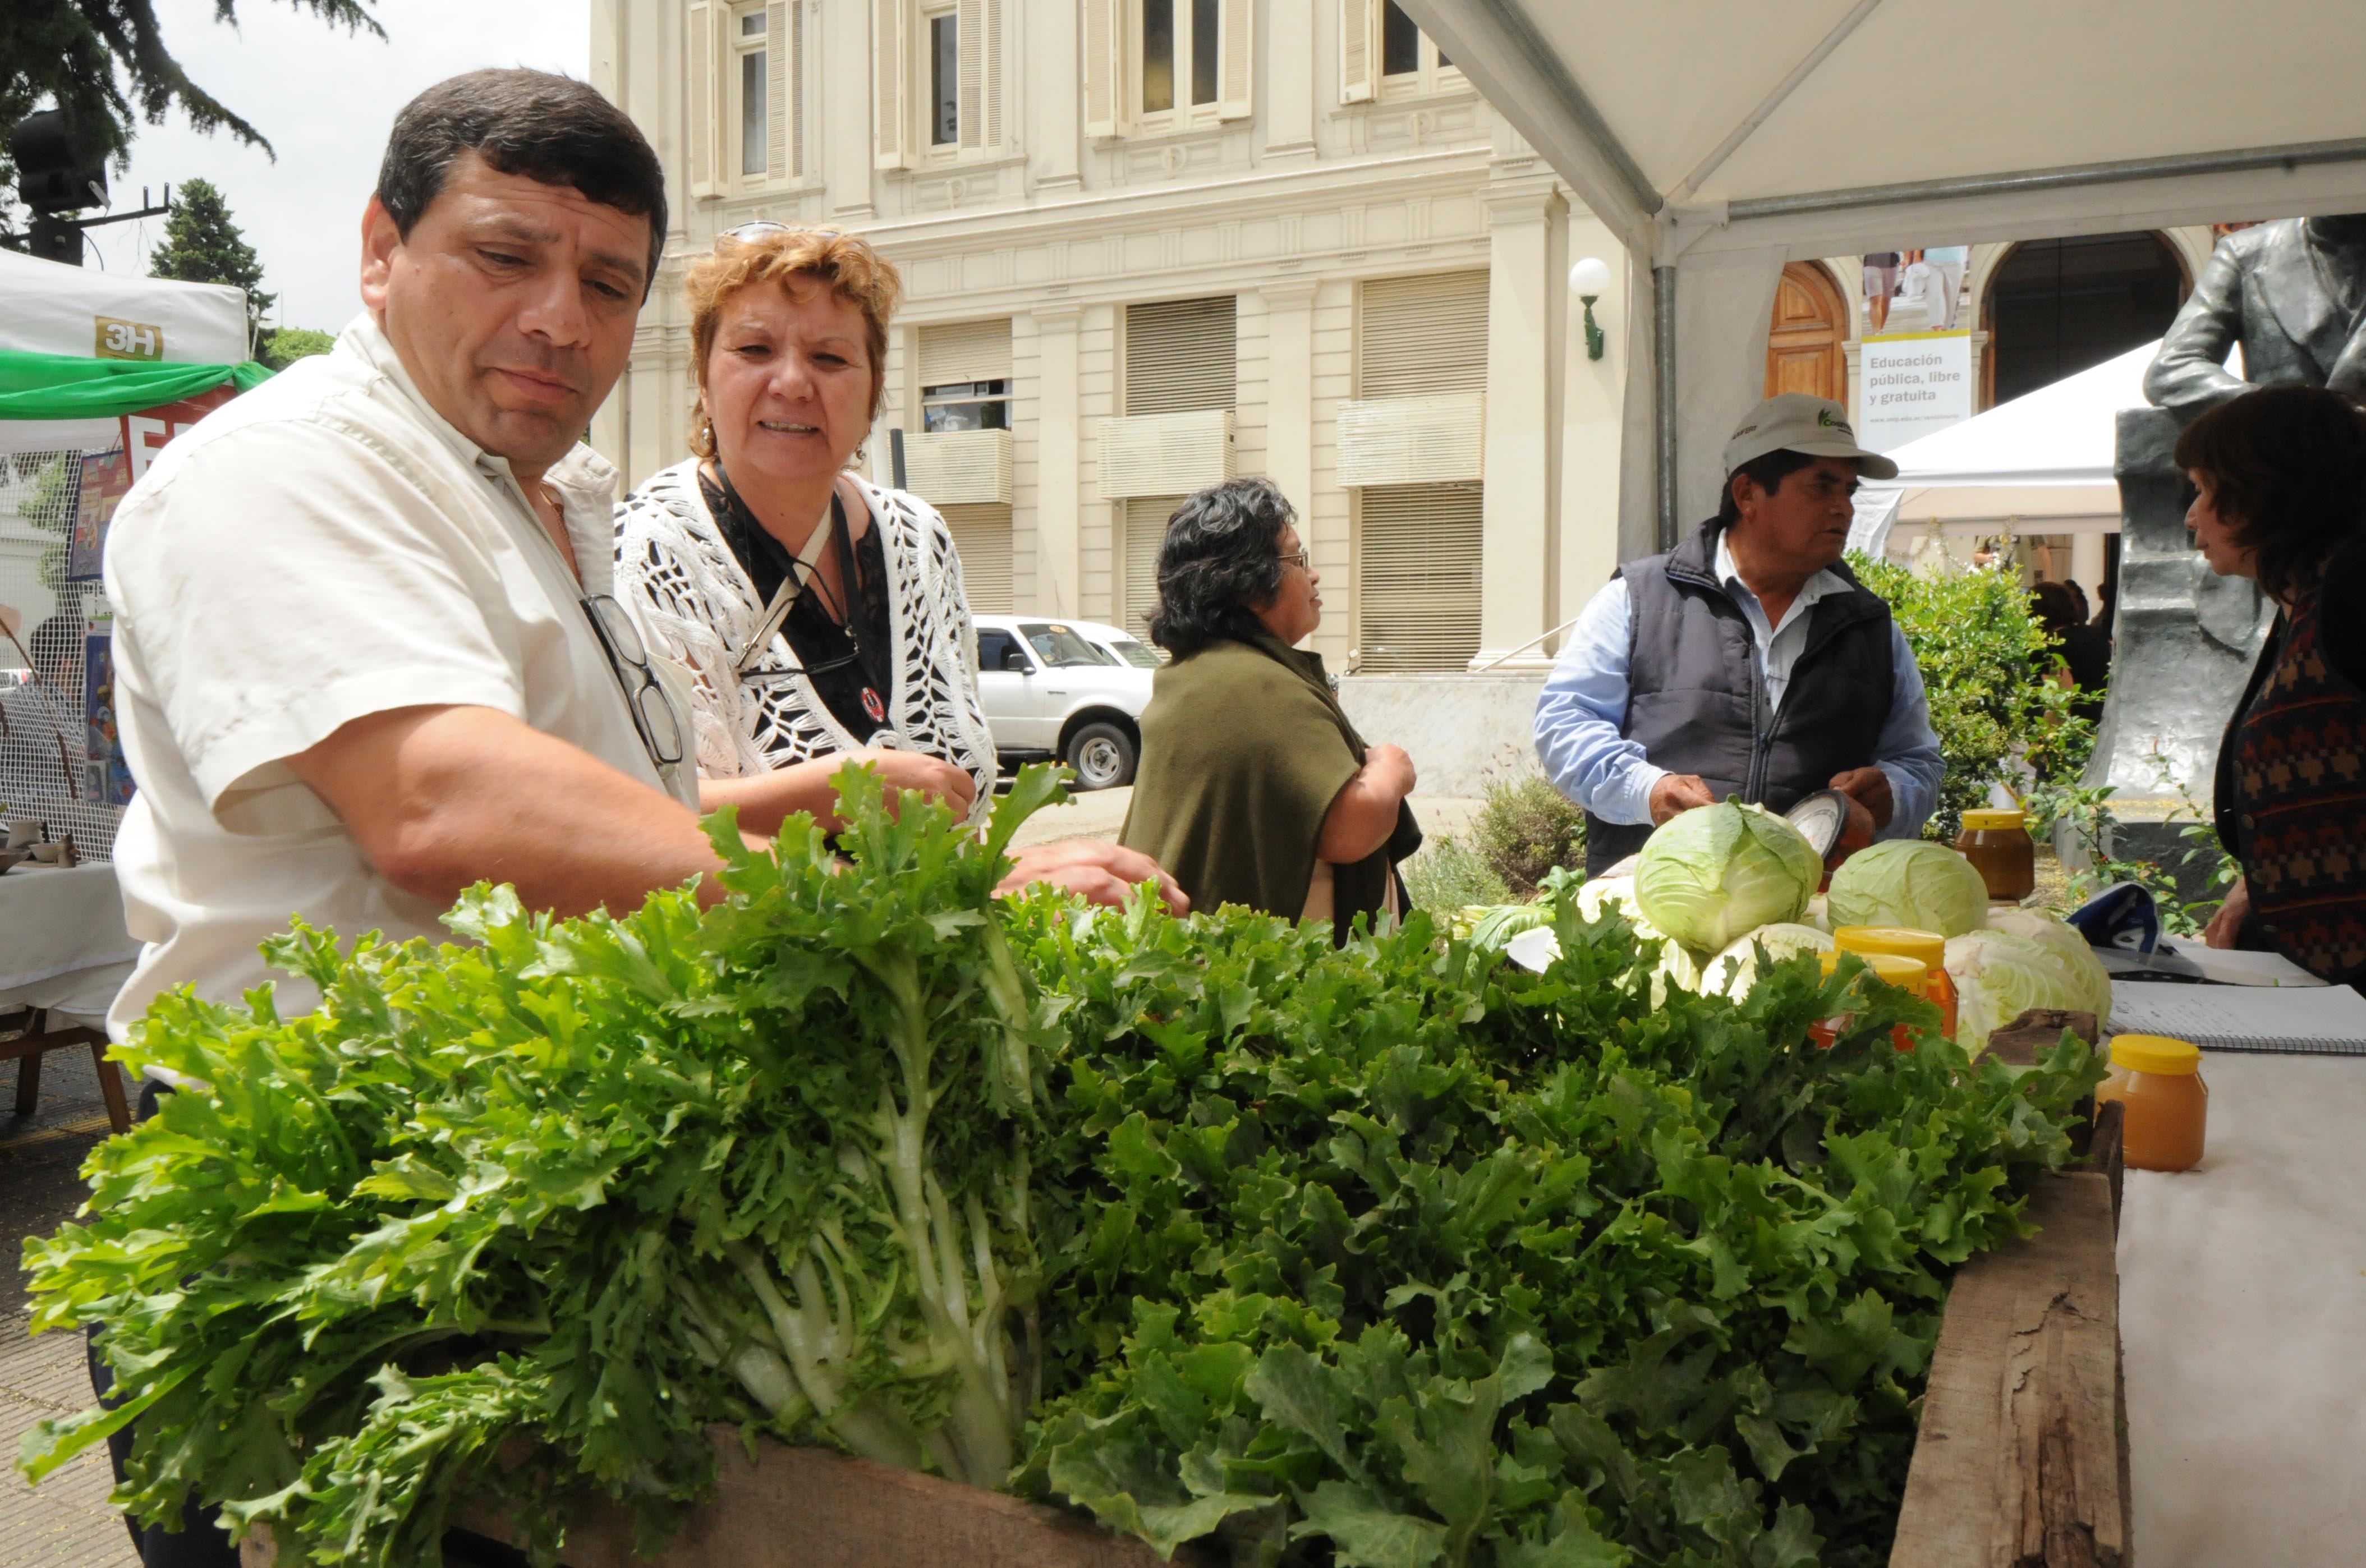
[0,860,138,1024]
[2120,1052,2366,1565]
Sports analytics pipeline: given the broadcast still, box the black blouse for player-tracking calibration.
[699,468,895,744]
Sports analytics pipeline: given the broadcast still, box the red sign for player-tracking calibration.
[120,384,239,484]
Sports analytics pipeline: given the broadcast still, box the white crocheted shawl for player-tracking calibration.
[612,459,999,818]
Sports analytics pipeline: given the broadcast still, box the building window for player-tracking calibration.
[1137,0,1223,124]
[738,12,766,176]
[928,8,958,145]
[922,379,1010,431]
[1343,0,1458,104]
[688,0,796,196]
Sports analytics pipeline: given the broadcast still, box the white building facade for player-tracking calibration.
[589,0,1630,681]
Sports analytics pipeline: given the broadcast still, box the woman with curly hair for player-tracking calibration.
[2181,384,2366,978]
[614,222,1178,906]
[1119,478,1420,941]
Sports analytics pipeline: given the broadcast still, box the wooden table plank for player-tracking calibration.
[1889,1170,2126,1567]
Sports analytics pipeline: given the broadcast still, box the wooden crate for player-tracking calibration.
[240,1430,1211,1568]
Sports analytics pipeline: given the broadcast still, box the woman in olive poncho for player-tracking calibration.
[1118,479,1421,942]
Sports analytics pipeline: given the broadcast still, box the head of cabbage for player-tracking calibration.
[1704,922,1835,1000]
[1633,800,1823,953]
[1826,839,1990,938]
[1944,923,2111,1049]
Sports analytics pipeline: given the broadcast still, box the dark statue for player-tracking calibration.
[2146,214,2366,416]
[2087,216,2366,891]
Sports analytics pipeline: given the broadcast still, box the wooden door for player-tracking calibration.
[1765,261,1848,402]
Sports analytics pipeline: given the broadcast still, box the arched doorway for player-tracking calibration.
[1765,262,1848,403]
[1980,232,2189,410]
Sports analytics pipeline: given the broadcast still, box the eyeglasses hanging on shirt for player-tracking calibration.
[580,593,687,771]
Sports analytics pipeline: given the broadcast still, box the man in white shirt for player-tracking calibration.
[96,67,1178,1566]
[106,70,1174,1059]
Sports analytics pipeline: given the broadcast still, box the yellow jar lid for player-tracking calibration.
[1960,808,2027,831]
[2110,1033,2202,1075]
[1820,949,1928,997]
[1833,925,1945,969]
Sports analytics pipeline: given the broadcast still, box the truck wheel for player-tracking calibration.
[1065,723,1137,790]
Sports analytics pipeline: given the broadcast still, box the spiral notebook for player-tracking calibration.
[2109,981,2366,1055]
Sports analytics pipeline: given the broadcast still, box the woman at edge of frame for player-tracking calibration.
[2186,384,2366,986]
[1118,477,1422,945]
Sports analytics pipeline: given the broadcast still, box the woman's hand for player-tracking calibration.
[839,746,978,820]
[996,840,1187,912]
[2204,876,2250,949]
[697,747,976,836]
[1317,744,1417,865]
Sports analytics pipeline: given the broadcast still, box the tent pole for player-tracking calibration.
[1721,136,2366,223]
[1653,264,1679,551]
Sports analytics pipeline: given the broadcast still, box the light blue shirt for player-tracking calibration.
[1533,539,1944,835]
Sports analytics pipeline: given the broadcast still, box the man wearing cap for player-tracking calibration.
[1535,393,1944,875]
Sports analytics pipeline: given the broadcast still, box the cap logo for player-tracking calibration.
[1817,409,1837,428]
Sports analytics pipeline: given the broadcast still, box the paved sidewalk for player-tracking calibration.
[1,1046,139,1568]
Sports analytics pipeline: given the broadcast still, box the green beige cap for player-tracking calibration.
[1722,393,1900,481]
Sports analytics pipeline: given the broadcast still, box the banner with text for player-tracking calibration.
[1859,329,1973,453]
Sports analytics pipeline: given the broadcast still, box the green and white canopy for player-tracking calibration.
[0,249,266,454]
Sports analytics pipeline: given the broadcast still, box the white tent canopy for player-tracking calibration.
[1400,0,2366,556]
[0,249,249,367]
[1844,340,2158,557]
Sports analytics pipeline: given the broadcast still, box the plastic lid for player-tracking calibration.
[1960,808,2027,831]
[1833,925,1945,969]
[1819,948,1928,997]
[2109,1033,2203,1075]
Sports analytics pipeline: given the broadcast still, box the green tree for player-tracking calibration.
[259,325,334,370]
[2,3,381,218]
[1849,548,2092,842]
[148,177,274,343]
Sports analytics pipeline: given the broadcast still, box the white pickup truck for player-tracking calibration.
[971,615,1155,789]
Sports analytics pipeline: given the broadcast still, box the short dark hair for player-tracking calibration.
[1716,449,1821,525]
[1147,477,1295,657]
[2175,385,2366,604]
[27,615,81,672]
[376,70,668,296]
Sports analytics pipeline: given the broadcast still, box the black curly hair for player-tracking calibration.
[1146,477,1296,657]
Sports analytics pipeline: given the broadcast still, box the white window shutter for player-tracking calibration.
[687,1,722,197]
[1358,483,1484,671]
[1081,0,1120,137]
[942,503,1014,614]
[957,0,985,150]
[1217,0,1253,120]
[1123,495,1187,637]
[982,0,1004,148]
[766,1,792,180]
[1359,270,1490,397]
[873,0,908,169]
[918,319,1015,384]
[1339,0,1376,104]
[1124,296,1238,415]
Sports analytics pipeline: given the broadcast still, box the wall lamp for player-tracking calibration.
[1569,257,1611,360]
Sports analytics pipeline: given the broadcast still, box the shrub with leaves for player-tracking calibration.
[1849,552,2092,842]
[1472,774,1589,897]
